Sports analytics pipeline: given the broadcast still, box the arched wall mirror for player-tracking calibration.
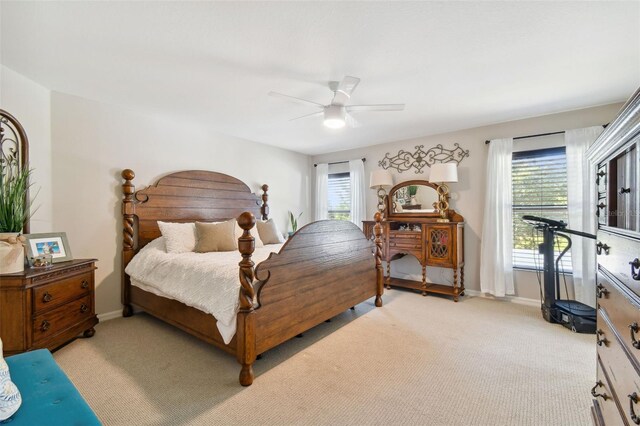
[385,180,440,220]
[0,109,30,233]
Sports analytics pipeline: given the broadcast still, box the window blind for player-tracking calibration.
[328,172,351,221]
[512,147,572,271]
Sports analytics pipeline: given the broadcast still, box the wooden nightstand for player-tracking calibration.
[0,259,98,355]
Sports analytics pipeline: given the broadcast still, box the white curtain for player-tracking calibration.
[566,126,604,308]
[314,163,329,221]
[480,138,515,297]
[349,160,366,229]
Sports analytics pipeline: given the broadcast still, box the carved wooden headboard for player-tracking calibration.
[121,169,268,259]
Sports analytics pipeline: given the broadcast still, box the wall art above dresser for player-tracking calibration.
[378,143,469,174]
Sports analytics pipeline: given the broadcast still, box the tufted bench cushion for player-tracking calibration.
[2,349,100,425]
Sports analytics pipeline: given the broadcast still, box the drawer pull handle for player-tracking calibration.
[620,187,632,194]
[596,283,609,299]
[40,320,50,332]
[631,322,640,350]
[631,258,640,281]
[629,392,640,425]
[596,242,610,256]
[596,329,608,347]
[81,280,89,289]
[80,304,89,313]
[42,292,53,303]
[590,380,608,400]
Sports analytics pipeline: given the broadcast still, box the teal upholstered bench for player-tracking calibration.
[3,349,100,425]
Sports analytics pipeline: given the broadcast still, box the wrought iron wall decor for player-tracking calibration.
[378,143,469,174]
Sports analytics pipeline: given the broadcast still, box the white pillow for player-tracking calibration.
[256,219,285,244]
[0,339,22,421]
[157,221,197,253]
[235,221,264,248]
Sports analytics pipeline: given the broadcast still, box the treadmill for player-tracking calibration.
[522,215,597,333]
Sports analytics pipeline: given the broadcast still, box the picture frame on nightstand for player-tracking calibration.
[24,232,73,265]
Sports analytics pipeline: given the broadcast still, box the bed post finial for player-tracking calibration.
[261,184,269,220]
[122,169,136,317]
[237,211,257,386]
[373,211,384,307]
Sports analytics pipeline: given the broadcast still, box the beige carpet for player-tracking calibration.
[54,291,594,425]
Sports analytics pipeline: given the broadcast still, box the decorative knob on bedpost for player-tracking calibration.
[373,211,384,307]
[237,211,257,386]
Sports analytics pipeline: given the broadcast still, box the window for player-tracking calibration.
[512,147,572,271]
[328,172,351,220]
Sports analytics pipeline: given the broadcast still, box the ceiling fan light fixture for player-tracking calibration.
[323,105,346,129]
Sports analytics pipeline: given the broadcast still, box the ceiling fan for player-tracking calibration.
[269,76,405,129]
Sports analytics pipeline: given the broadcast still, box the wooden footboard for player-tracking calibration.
[235,212,384,385]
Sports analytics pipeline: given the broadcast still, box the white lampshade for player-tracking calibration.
[369,170,394,189]
[429,163,458,183]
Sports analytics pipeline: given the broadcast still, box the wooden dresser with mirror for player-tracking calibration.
[587,87,640,426]
[363,180,464,302]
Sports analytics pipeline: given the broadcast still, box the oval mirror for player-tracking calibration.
[386,180,440,219]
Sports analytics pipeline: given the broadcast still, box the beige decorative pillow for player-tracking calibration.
[195,220,237,252]
[157,221,197,253]
[235,221,265,248]
[256,219,285,244]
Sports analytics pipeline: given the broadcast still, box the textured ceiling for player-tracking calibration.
[2,1,639,155]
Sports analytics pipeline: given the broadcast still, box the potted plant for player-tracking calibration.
[408,185,418,205]
[0,158,34,273]
[288,211,303,238]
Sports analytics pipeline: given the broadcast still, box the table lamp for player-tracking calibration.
[429,163,458,222]
[369,170,394,213]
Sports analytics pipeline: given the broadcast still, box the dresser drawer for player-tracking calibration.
[597,310,640,426]
[389,241,422,250]
[389,232,421,240]
[32,294,93,344]
[598,272,640,365]
[33,271,92,313]
[593,356,625,426]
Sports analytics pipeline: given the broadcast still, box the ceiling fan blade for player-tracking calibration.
[289,110,324,121]
[269,91,325,109]
[345,113,361,128]
[331,76,361,106]
[347,104,405,112]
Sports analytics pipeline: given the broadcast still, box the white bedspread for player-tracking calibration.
[125,238,283,344]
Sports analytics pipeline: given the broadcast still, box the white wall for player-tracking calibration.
[312,103,623,301]
[0,66,53,232]
[50,92,311,315]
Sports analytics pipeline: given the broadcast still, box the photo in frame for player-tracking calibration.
[24,232,73,265]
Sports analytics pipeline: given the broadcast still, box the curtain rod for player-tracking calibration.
[484,124,608,145]
[314,158,366,167]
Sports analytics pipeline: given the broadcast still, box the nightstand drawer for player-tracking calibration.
[33,271,92,312]
[32,294,93,344]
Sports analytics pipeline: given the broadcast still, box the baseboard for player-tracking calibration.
[464,289,540,307]
[97,309,122,322]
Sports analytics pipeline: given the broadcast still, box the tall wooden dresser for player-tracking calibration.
[587,87,640,425]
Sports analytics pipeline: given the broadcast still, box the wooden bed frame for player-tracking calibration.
[121,169,384,386]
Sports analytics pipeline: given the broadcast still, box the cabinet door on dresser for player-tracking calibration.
[424,224,455,267]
